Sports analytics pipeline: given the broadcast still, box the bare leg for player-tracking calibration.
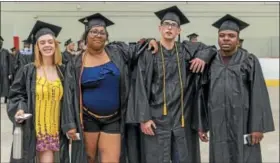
[84,132,100,163]
[39,150,54,163]
[98,132,121,163]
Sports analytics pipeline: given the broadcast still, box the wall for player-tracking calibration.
[259,58,279,86]
[1,2,279,57]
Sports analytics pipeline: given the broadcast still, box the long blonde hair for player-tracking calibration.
[34,39,62,67]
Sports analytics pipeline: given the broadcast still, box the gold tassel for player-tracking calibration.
[181,115,185,127]
[163,103,167,115]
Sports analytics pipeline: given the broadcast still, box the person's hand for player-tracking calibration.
[8,75,12,79]
[14,109,25,123]
[250,132,264,145]
[189,58,206,73]
[148,39,158,54]
[67,128,78,140]
[140,120,157,136]
[198,131,209,142]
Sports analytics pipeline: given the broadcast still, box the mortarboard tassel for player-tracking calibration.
[163,103,167,115]
[175,43,185,127]
[160,44,168,116]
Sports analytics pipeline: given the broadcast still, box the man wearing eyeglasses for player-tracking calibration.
[127,6,216,163]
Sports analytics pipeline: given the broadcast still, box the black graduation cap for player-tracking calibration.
[154,6,190,26]
[64,38,73,46]
[0,36,4,41]
[78,13,114,31]
[212,14,249,32]
[28,20,62,43]
[22,39,32,44]
[27,20,62,62]
[187,33,198,39]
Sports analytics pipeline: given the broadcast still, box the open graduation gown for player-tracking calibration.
[0,48,11,97]
[61,41,150,163]
[126,41,216,163]
[7,63,69,163]
[193,48,275,163]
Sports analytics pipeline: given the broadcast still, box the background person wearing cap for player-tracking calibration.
[7,20,69,163]
[187,33,199,43]
[129,6,217,163]
[62,38,75,65]
[20,39,32,55]
[185,32,207,56]
[61,12,158,163]
[194,14,275,163]
[0,36,12,104]
[17,38,34,73]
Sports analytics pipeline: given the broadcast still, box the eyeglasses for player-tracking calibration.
[88,30,107,37]
[161,22,179,28]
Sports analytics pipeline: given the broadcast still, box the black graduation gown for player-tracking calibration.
[62,50,73,65]
[183,41,207,56]
[0,48,11,97]
[9,52,20,82]
[125,57,146,163]
[7,63,69,163]
[194,48,275,163]
[11,52,22,76]
[128,41,216,163]
[61,41,150,163]
[18,54,33,70]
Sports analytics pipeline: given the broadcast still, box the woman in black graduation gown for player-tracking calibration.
[7,21,69,163]
[61,13,158,163]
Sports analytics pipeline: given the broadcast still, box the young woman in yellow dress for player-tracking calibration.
[7,20,69,163]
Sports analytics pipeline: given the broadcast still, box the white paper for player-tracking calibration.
[244,134,250,144]
[16,113,32,120]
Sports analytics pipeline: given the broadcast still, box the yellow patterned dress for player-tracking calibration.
[35,76,63,152]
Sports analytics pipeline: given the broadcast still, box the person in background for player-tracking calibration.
[187,33,199,42]
[194,14,275,163]
[10,47,17,55]
[8,47,19,86]
[76,39,86,55]
[17,38,34,73]
[7,20,69,163]
[0,36,11,104]
[62,38,75,65]
[20,39,33,55]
